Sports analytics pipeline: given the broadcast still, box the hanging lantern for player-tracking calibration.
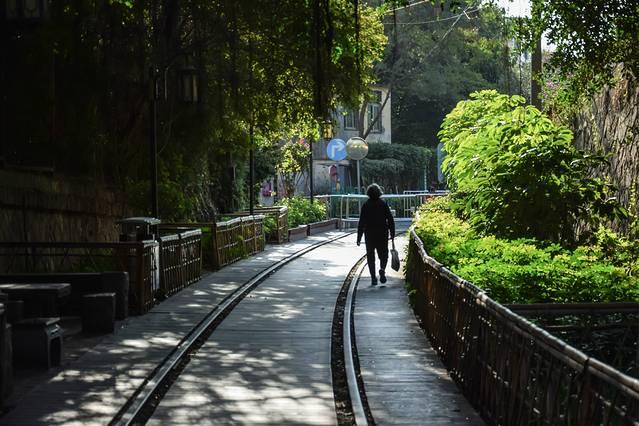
[320,119,333,141]
[179,62,198,104]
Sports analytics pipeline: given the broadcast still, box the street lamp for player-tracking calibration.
[149,58,199,219]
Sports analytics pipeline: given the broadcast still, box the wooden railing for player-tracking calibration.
[214,215,265,269]
[166,215,265,270]
[158,226,202,299]
[0,241,157,315]
[407,229,639,425]
[225,206,288,243]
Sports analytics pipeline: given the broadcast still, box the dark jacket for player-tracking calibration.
[357,198,395,243]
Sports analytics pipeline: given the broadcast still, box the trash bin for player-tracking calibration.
[117,217,161,242]
[116,217,161,292]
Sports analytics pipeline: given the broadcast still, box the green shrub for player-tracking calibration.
[413,197,639,304]
[263,215,277,240]
[439,90,626,244]
[280,197,327,228]
[359,143,431,192]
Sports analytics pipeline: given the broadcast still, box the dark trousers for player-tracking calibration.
[365,238,389,279]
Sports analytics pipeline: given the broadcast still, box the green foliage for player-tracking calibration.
[275,138,310,198]
[4,0,388,220]
[440,90,626,243]
[413,197,639,304]
[262,216,277,241]
[280,197,327,228]
[359,143,431,192]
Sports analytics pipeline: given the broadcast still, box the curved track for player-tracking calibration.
[112,232,354,425]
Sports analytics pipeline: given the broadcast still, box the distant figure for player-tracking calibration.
[357,183,395,285]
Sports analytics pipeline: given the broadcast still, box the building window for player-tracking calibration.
[367,90,383,133]
[343,110,358,130]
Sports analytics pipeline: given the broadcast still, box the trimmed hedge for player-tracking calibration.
[414,197,639,304]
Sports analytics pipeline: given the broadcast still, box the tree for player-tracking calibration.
[1,0,389,218]
[529,0,639,105]
[275,138,311,198]
[374,1,518,148]
[359,143,431,192]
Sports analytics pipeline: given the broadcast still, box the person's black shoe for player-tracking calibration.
[379,269,387,284]
[371,277,378,286]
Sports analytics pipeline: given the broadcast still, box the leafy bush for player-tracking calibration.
[439,90,625,244]
[359,143,431,192]
[280,197,326,228]
[263,215,277,240]
[413,197,639,304]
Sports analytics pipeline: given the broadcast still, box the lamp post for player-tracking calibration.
[149,58,198,219]
[311,119,333,204]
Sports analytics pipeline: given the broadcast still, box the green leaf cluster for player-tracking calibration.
[279,197,327,228]
[413,197,639,304]
[529,0,639,109]
[440,90,626,243]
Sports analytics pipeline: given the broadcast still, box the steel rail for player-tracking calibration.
[111,231,354,426]
[343,259,370,425]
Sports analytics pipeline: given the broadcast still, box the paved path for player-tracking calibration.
[0,232,347,425]
[148,236,362,425]
[355,237,484,425]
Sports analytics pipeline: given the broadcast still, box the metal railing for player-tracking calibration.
[407,229,639,425]
[316,193,436,219]
[158,227,202,299]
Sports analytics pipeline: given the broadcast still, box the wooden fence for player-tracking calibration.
[407,229,639,425]
[158,226,203,299]
[225,206,288,244]
[214,215,265,269]
[0,226,203,314]
[0,241,158,314]
[166,215,265,270]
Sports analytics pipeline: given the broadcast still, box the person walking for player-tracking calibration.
[356,183,395,285]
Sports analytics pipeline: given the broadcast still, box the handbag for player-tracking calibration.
[390,239,400,271]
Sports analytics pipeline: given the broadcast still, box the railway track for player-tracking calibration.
[110,231,374,425]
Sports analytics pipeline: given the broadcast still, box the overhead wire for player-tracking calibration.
[383,6,482,25]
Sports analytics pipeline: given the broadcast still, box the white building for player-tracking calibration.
[312,86,392,194]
